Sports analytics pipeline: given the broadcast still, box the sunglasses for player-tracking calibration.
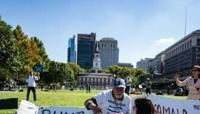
[192,69,199,72]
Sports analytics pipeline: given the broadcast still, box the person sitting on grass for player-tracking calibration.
[84,78,132,114]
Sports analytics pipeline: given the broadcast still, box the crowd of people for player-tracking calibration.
[23,65,200,113]
[83,65,200,114]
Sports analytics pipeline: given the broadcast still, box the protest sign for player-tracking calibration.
[149,95,200,114]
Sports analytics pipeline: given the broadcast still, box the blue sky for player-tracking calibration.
[1,0,200,67]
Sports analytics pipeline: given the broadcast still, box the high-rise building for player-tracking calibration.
[164,30,200,75]
[67,35,76,63]
[77,33,96,69]
[148,30,200,85]
[99,38,119,68]
[136,58,152,72]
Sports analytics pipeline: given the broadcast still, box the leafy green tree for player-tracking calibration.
[31,37,50,71]
[13,25,40,73]
[108,65,122,77]
[0,21,22,79]
[66,63,85,80]
[13,26,50,81]
[107,65,146,87]
[135,68,145,77]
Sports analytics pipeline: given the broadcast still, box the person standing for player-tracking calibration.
[84,78,132,114]
[138,84,143,94]
[175,65,200,100]
[26,72,39,101]
[145,78,152,96]
[124,75,132,95]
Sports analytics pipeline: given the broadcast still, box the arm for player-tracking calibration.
[34,76,39,81]
[175,73,188,86]
[26,76,29,83]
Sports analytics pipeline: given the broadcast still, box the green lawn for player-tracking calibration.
[0,90,187,114]
[0,89,99,114]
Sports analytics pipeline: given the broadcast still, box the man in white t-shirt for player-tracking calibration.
[26,72,39,101]
[124,75,132,95]
[84,78,132,114]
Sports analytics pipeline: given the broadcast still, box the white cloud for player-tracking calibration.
[151,38,176,54]
[154,38,176,47]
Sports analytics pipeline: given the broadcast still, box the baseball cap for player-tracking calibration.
[193,65,200,69]
[113,78,126,88]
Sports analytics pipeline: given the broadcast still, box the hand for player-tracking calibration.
[89,103,102,114]
[175,73,180,80]
[92,106,102,114]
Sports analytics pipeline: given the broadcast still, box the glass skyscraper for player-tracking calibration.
[77,33,96,69]
[67,35,76,63]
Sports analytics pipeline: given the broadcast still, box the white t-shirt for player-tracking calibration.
[94,89,132,114]
[27,76,39,87]
[124,76,132,86]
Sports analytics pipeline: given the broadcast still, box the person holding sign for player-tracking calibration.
[175,65,200,100]
[26,72,39,101]
[84,78,132,114]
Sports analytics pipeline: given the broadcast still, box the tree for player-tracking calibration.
[108,65,122,77]
[31,37,50,71]
[13,25,40,73]
[107,65,146,87]
[13,26,50,80]
[0,21,22,79]
[66,63,85,80]
[135,68,145,77]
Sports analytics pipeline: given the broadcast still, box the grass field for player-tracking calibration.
[0,89,99,114]
[0,89,187,114]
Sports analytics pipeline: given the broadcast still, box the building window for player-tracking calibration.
[197,39,200,46]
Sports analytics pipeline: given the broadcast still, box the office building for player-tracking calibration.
[77,33,96,69]
[67,35,76,63]
[99,38,119,68]
[136,58,152,72]
[164,30,200,75]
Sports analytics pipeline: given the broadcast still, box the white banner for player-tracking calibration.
[17,100,39,114]
[38,107,93,114]
[149,95,200,114]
